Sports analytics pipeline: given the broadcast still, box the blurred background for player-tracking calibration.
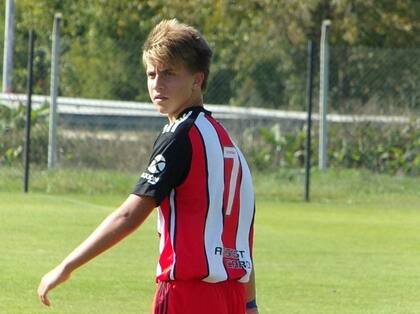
[1,0,419,180]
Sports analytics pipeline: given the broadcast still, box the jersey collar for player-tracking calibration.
[176,106,211,120]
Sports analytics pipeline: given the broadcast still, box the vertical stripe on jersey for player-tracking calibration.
[156,197,175,281]
[172,125,209,279]
[169,190,176,280]
[195,113,227,283]
[156,206,165,277]
[236,148,255,283]
[206,116,246,279]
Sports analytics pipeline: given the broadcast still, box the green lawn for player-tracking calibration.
[1,168,420,313]
[0,192,157,314]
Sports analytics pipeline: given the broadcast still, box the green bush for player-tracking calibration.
[246,121,420,175]
[243,124,307,172]
[328,121,420,175]
[0,102,49,166]
[1,101,418,176]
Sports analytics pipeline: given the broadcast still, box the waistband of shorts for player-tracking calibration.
[157,279,243,287]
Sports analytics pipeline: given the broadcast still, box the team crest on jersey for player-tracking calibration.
[148,154,166,174]
[141,154,166,185]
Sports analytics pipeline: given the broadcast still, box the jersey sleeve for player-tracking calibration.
[132,132,191,205]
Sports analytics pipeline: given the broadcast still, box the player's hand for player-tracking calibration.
[37,264,71,306]
[246,308,259,314]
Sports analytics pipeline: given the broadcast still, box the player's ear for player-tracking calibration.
[193,72,205,90]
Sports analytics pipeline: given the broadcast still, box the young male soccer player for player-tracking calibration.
[37,19,259,314]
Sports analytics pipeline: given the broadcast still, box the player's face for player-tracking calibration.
[146,61,203,122]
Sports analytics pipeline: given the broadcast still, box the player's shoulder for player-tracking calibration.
[155,106,210,149]
[162,106,211,136]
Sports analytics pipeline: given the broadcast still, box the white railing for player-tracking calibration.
[0,93,415,124]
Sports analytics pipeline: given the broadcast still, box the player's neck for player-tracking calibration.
[168,95,203,123]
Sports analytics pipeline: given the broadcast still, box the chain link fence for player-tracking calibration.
[1,19,419,181]
[329,46,420,115]
[325,46,420,174]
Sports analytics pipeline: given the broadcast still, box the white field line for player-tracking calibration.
[38,193,113,211]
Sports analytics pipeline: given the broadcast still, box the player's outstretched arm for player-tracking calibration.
[37,194,156,307]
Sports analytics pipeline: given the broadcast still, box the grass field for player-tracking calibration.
[1,168,420,313]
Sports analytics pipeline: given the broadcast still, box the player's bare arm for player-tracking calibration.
[37,194,156,306]
[244,266,259,314]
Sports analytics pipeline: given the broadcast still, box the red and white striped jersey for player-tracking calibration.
[133,106,255,283]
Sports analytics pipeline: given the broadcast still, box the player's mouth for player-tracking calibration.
[154,95,168,101]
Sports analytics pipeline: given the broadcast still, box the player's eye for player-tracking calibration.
[163,70,175,76]
[147,71,156,78]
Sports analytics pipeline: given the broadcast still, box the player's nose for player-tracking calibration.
[153,74,165,91]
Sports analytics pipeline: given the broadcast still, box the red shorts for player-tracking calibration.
[151,280,245,314]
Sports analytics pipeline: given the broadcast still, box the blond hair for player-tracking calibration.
[142,19,212,90]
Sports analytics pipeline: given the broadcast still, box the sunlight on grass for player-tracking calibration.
[1,167,419,313]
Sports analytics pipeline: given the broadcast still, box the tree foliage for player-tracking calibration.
[0,0,419,110]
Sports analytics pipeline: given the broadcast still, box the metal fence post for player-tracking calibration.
[23,30,35,193]
[48,13,62,169]
[304,40,315,202]
[319,20,331,170]
[2,0,15,92]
